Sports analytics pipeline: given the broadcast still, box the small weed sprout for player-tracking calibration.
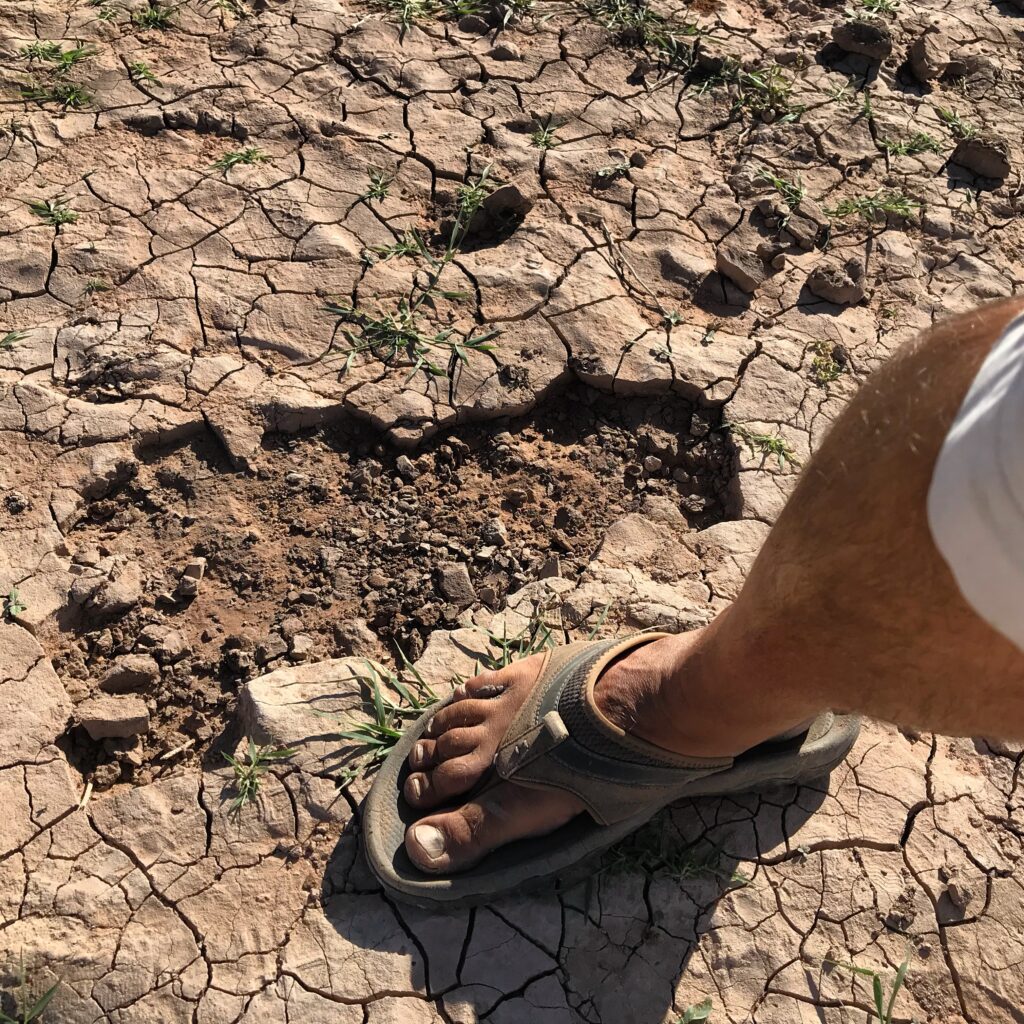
[583,0,699,65]
[848,0,899,16]
[1,331,28,351]
[128,60,159,84]
[207,0,249,15]
[370,231,424,262]
[4,588,27,619]
[880,131,942,157]
[223,739,297,812]
[595,160,631,182]
[479,617,557,672]
[328,166,500,379]
[827,189,919,221]
[825,954,911,1024]
[84,277,111,295]
[936,107,978,140]
[808,338,847,386]
[364,168,394,202]
[0,956,59,1024]
[530,116,561,150]
[697,62,799,121]
[373,0,435,27]
[678,998,713,1023]
[212,146,269,173]
[21,80,93,109]
[131,3,177,28]
[497,0,534,26]
[28,196,78,227]
[727,422,800,469]
[755,166,805,226]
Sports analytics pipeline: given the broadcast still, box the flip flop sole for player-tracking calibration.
[363,695,861,910]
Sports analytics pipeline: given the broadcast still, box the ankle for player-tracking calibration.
[596,627,820,759]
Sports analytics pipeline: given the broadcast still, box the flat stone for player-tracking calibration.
[716,243,767,294]
[78,694,150,740]
[99,654,161,693]
[438,564,477,609]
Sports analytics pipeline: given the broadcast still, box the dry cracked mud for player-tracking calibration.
[2,0,1024,1020]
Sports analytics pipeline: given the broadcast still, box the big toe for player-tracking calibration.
[404,782,585,874]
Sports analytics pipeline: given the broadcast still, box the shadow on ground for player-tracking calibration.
[322,781,828,1022]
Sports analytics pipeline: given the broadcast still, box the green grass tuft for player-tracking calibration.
[755,166,806,226]
[131,3,177,28]
[827,189,919,221]
[363,168,393,202]
[128,60,159,84]
[825,954,911,1024]
[335,659,438,783]
[1,331,28,351]
[0,956,59,1024]
[880,131,942,157]
[21,79,93,109]
[530,116,561,150]
[936,107,978,140]
[223,739,297,812]
[848,0,899,16]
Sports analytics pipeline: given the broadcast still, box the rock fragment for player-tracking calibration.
[99,654,161,694]
[952,132,1012,180]
[136,624,191,663]
[832,19,893,60]
[438,564,477,608]
[716,243,767,294]
[395,455,419,481]
[78,694,150,740]
[908,29,949,83]
[488,43,522,60]
[470,180,535,234]
[176,557,207,599]
[782,199,829,250]
[807,259,867,305]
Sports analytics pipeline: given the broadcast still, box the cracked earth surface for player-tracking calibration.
[2,0,1024,1019]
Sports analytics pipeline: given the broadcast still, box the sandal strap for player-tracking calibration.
[493,634,734,825]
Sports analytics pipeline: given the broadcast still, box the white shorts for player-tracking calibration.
[928,311,1024,654]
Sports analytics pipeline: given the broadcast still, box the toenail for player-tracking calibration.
[453,683,467,698]
[413,742,425,764]
[413,825,445,860]
[409,776,423,800]
[476,683,507,699]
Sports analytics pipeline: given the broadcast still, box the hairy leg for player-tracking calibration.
[404,297,1024,872]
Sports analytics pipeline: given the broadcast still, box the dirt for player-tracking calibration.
[2,0,1024,1020]
[44,387,731,787]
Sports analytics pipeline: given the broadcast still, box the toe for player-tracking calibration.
[403,749,490,808]
[404,782,585,873]
[424,699,490,736]
[407,738,436,771]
